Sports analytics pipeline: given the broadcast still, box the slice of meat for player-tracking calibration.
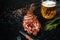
[23,3,41,36]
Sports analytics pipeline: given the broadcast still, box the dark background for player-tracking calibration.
[0,0,60,40]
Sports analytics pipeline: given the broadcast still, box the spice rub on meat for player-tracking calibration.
[23,3,41,36]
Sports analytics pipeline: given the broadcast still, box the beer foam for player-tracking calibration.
[42,1,56,7]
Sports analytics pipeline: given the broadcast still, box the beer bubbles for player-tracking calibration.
[42,1,56,7]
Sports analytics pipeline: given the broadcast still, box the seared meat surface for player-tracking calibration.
[23,3,41,36]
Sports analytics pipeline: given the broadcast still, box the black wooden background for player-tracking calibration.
[0,0,60,40]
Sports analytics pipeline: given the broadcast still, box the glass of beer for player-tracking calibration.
[41,0,56,19]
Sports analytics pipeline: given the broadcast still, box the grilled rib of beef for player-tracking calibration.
[23,3,41,36]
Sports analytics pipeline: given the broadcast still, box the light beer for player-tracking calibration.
[41,1,56,19]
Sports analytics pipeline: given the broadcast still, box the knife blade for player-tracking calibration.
[19,31,33,40]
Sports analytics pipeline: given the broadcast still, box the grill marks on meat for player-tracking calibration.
[23,3,41,36]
